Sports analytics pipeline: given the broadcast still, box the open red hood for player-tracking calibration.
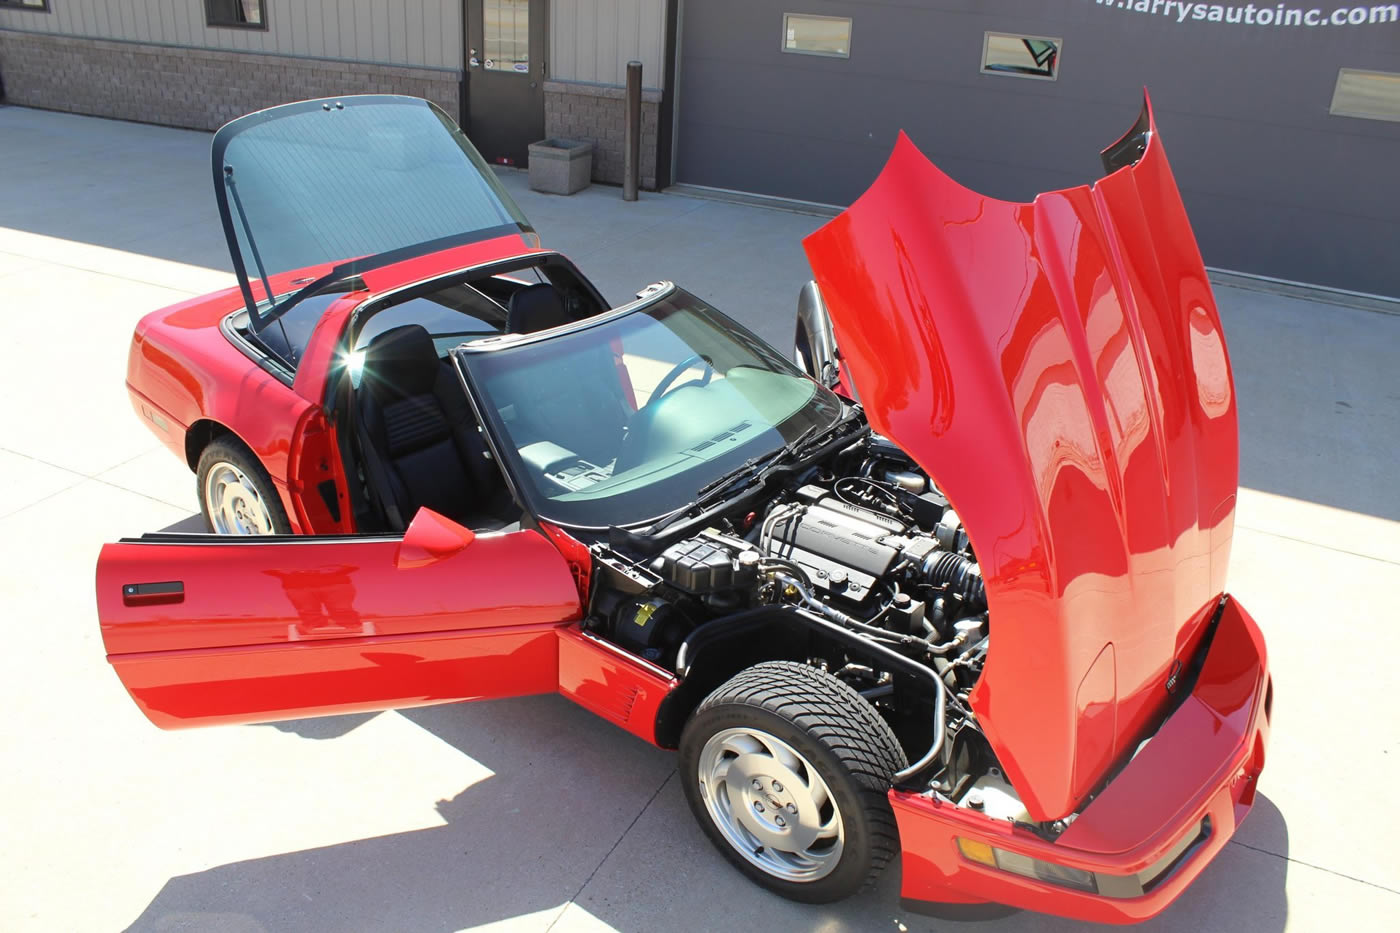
[803,96,1239,821]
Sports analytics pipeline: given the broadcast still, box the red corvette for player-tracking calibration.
[96,94,1269,922]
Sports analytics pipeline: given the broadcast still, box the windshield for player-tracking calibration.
[213,95,532,330]
[459,287,843,528]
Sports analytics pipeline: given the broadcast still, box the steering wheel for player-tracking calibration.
[646,353,713,405]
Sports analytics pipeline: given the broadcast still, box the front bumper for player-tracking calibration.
[891,596,1270,924]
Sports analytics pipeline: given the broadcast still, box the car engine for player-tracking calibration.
[586,430,1009,812]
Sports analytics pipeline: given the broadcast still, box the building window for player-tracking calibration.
[483,0,530,73]
[781,13,852,59]
[0,1,51,10]
[1330,69,1400,123]
[981,33,1061,81]
[206,0,267,30]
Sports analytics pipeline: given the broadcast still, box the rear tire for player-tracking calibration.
[678,661,907,903]
[196,438,292,535]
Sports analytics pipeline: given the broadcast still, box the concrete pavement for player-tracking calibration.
[1,105,1398,932]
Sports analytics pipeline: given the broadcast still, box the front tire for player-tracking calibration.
[678,661,907,903]
[196,438,292,535]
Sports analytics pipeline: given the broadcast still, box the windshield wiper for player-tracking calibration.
[692,422,822,501]
[636,410,861,539]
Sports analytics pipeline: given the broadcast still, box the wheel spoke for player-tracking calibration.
[782,762,829,821]
[758,734,802,775]
[696,726,849,884]
[805,776,830,814]
[813,809,841,841]
[205,461,274,536]
[719,733,763,758]
[728,812,766,852]
[249,494,271,533]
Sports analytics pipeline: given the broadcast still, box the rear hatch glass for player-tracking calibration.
[212,95,533,332]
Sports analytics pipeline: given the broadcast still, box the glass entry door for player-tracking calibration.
[466,0,548,166]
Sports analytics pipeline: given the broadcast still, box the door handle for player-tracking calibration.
[123,581,185,607]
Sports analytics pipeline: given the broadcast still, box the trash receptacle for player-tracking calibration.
[528,138,593,195]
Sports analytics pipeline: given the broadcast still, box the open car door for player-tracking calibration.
[95,510,580,728]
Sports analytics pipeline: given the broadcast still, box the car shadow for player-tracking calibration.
[157,514,209,534]
[123,696,1290,933]
[265,713,378,740]
[123,697,680,933]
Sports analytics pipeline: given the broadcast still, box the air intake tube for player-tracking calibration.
[922,552,986,612]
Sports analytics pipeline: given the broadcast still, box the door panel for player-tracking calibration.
[110,628,560,730]
[97,517,580,728]
[466,0,547,164]
[287,407,355,535]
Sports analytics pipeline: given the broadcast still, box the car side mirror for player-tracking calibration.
[794,280,842,390]
[396,508,476,569]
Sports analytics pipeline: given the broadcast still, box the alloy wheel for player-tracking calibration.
[696,726,845,882]
[203,460,275,535]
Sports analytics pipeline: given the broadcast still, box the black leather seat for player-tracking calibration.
[356,324,513,531]
[507,282,572,334]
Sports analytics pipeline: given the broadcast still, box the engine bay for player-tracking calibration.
[583,425,1039,829]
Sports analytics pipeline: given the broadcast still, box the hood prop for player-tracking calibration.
[223,163,291,349]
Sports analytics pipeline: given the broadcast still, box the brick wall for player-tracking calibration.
[0,32,459,132]
[544,80,660,190]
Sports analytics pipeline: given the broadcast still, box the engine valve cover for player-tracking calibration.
[765,497,914,602]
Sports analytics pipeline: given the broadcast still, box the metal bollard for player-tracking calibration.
[623,60,642,201]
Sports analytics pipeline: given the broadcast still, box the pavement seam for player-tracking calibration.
[89,472,195,514]
[87,446,201,512]
[0,249,40,278]
[1228,839,1400,895]
[1235,522,1400,567]
[544,768,677,932]
[0,474,190,523]
[0,475,88,521]
[0,446,98,520]
[2,444,141,481]
[0,239,216,296]
[0,446,193,518]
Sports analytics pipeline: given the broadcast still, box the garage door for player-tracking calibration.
[674,1,1095,207]
[673,1,1400,298]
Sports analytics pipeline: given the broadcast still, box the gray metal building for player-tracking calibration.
[1,1,1396,296]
